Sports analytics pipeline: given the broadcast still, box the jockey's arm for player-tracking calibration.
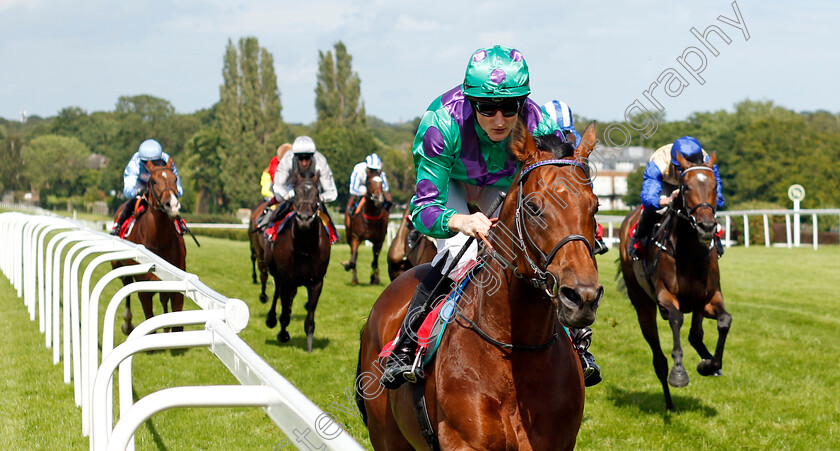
[122,154,143,198]
[168,155,185,197]
[348,165,366,196]
[318,160,338,203]
[273,153,294,202]
[260,171,274,199]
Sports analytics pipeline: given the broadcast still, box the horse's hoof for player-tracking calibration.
[669,367,690,387]
[259,293,268,304]
[278,330,290,342]
[698,360,723,376]
[351,279,359,286]
[266,315,277,329]
[306,334,314,353]
[341,261,355,271]
[121,323,134,336]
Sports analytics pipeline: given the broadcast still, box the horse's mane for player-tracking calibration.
[533,134,575,159]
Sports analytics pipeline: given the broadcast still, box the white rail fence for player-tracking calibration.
[595,209,840,250]
[0,210,363,451]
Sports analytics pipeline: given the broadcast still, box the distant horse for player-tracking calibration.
[112,158,186,334]
[249,200,270,303]
[342,172,389,285]
[386,212,436,281]
[356,122,603,450]
[265,170,331,352]
[618,151,731,411]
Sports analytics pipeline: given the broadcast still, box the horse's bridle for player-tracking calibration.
[147,166,179,212]
[487,159,596,299]
[675,165,717,232]
[293,178,320,222]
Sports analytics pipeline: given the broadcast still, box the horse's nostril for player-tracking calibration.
[560,287,580,307]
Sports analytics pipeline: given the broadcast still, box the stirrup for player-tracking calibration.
[402,349,426,383]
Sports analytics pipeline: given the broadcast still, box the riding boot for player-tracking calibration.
[256,198,279,230]
[569,326,602,387]
[346,195,358,217]
[111,198,138,236]
[629,208,658,260]
[381,262,448,389]
[318,203,340,243]
[593,237,608,255]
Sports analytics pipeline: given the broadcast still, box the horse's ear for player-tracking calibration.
[706,151,717,167]
[574,121,597,161]
[509,119,537,164]
[166,157,173,169]
[675,150,691,168]
[564,131,577,147]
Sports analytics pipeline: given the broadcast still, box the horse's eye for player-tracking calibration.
[525,202,539,215]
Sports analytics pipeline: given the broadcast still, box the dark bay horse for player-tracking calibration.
[386,211,436,281]
[342,172,389,285]
[265,171,331,352]
[618,151,731,411]
[356,122,603,450]
[249,200,270,303]
[112,158,186,334]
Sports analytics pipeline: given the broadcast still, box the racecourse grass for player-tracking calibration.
[1,233,839,449]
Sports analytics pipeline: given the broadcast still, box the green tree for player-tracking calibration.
[315,41,365,129]
[217,37,283,209]
[22,135,91,197]
[182,128,225,214]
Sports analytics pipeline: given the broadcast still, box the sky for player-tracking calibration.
[1,0,838,125]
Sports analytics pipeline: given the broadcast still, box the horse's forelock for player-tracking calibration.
[533,134,574,159]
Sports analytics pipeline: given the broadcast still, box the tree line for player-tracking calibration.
[1,37,838,217]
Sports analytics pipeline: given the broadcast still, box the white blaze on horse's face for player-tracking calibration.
[371,176,382,184]
[164,196,181,217]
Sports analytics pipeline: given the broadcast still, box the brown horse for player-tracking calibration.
[249,200,270,303]
[356,122,602,450]
[386,211,436,281]
[265,171,331,352]
[342,172,389,285]
[112,158,186,334]
[618,151,731,411]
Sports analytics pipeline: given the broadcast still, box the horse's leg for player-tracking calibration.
[370,240,383,285]
[120,276,134,335]
[665,304,689,388]
[170,292,185,333]
[632,295,675,411]
[258,256,269,304]
[303,281,324,353]
[698,291,731,376]
[266,279,280,328]
[349,238,360,285]
[278,285,297,343]
[160,292,171,333]
[250,243,258,284]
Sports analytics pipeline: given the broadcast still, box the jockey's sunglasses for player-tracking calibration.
[470,98,524,118]
[296,153,313,161]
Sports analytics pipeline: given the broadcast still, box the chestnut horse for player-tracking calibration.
[112,158,186,334]
[342,172,389,285]
[386,211,436,281]
[617,151,731,411]
[265,171,331,352]
[249,200,270,303]
[356,122,602,450]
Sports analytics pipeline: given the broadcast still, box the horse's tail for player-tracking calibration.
[615,255,627,294]
[354,326,369,427]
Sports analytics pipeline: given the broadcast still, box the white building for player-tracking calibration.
[589,145,653,210]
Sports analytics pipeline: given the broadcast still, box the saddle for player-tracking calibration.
[118,198,148,238]
[264,209,339,244]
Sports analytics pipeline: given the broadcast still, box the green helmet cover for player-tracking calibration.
[462,45,530,99]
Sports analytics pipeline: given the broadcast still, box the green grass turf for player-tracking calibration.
[1,236,838,449]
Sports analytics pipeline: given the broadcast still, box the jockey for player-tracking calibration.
[345,153,394,217]
[111,139,183,235]
[258,136,339,240]
[381,45,601,389]
[628,136,725,260]
[543,99,609,256]
[260,143,293,201]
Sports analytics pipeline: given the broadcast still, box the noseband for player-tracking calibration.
[675,165,717,232]
[487,159,596,298]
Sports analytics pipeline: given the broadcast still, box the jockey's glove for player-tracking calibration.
[283,189,295,201]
